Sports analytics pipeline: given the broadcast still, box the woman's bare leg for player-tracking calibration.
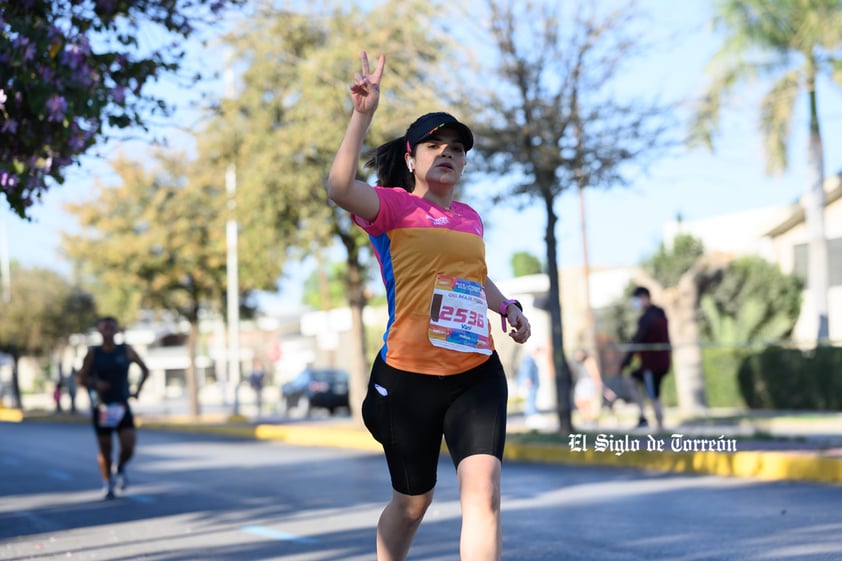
[457,454,502,561]
[376,489,434,561]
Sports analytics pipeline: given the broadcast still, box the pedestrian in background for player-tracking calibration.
[326,50,531,561]
[571,348,614,428]
[77,316,150,499]
[516,345,541,418]
[248,362,266,417]
[52,378,63,413]
[68,367,78,413]
[619,286,671,430]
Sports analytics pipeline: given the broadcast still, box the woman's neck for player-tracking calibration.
[415,183,455,211]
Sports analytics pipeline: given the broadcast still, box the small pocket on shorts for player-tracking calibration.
[362,384,392,445]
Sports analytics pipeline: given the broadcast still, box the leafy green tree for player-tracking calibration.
[701,256,802,344]
[510,252,543,277]
[692,0,842,343]
[0,0,241,218]
[213,1,461,421]
[0,263,96,408]
[646,235,706,289]
[464,0,673,433]
[62,150,284,417]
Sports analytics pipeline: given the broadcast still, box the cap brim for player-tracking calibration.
[422,122,474,151]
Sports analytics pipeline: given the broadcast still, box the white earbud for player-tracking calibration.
[407,160,414,173]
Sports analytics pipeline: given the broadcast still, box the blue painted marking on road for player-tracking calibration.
[125,494,157,504]
[47,470,72,481]
[241,525,317,544]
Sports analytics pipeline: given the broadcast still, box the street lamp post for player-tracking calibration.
[224,56,241,415]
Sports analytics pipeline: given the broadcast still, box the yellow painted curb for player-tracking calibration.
[137,420,257,438]
[0,408,24,423]
[254,424,382,452]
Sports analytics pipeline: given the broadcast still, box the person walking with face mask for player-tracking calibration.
[326,51,531,561]
[619,286,671,430]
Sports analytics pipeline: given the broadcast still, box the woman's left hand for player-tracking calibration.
[506,308,531,344]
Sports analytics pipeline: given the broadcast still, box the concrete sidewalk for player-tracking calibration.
[3,402,841,486]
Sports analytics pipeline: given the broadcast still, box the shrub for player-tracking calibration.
[737,345,842,410]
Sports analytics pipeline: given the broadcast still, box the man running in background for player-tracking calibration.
[77,316,149,499]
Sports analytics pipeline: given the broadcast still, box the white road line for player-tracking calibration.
[47,469,72,481]
[241,525,318,544]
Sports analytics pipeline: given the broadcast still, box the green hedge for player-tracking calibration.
[654,347,744,409]
[737,345,842,410]
[702,347,745,408]
[618,345,841,410]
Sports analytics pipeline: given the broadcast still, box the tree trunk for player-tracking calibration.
[346,259,368,426]
[665,272,707,413]
[187,318,200,418]
[10,354,22,409]
[805,80,829,343]
[543,194,573,434]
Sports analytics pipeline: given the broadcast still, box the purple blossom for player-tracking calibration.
[1,118,18,134]
[14,37,37,62]
[68,131,87,151]
[47,24,64,42]
[0,172,17,189]
[95,0,117,16]
[38,65,55,84]
[62,45,86,71]
[45,95,67,122]
[112,86,126,104]
[76,35,92,56]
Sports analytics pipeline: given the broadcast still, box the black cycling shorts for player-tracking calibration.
[92,402,136,436]
[629,368,668,399]
[362,351,508,496]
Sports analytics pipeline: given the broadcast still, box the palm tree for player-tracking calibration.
[692,0,842,344]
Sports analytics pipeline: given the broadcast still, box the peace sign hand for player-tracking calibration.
[350,50,385,115]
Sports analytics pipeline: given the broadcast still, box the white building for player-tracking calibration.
[663,173,842,343]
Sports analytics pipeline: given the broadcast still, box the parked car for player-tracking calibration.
[281,367,349,417]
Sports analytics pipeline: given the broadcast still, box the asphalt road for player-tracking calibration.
[1,422,840,561]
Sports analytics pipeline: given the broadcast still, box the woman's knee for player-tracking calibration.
[457,455,501,509]
[390,490,434,523]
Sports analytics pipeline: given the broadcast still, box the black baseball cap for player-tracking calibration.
[404,112,474,153]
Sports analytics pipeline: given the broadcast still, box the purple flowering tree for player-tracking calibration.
[0,0,239,218]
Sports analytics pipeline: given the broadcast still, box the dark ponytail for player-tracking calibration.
[364,137,415,192]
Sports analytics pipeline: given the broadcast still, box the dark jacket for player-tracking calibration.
[621,304,671,373]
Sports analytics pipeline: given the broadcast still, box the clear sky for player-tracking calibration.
[3,1,841,312]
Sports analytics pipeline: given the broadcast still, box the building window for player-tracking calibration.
[832,237,842,287]
[792,237,842,287]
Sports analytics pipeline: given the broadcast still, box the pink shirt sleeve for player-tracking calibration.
[352,187,413,236]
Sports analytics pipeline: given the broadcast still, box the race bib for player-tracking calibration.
[97,403,126,428]
[428,274,492,355]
